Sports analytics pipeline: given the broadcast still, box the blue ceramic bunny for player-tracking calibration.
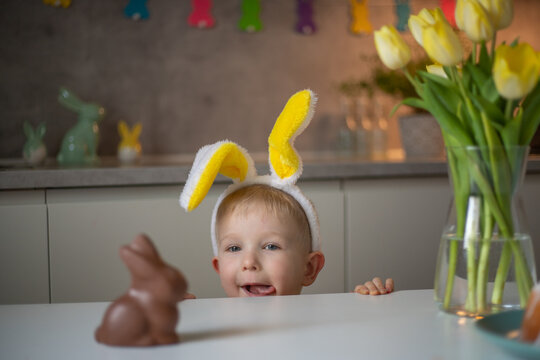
[56,87,105,166]
[23,121,47,166]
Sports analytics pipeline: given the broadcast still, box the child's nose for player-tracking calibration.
[241,252,260,271]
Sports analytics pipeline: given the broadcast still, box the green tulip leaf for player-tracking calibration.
[392,97,428,116]
[426,79,461,115]
[423,83,473,146]
[465,62,489,91]
[478,42,492,74]
[500,109,522,147]
[480,78,500,103]
[470,94,506,127]
[418,70,458,91]
[521,81,540,144]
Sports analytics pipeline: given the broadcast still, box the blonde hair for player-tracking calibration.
[216,184,312,251]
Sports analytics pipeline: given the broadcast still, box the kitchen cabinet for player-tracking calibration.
[345,177,451,292]
[345,174,540,292]
[46,181,344,303]
[2,172,538,304]
[0,190,49,304]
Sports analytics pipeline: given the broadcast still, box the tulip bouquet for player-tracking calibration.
[374,0,540,315]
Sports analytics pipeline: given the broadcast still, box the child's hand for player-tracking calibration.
[354,277,394,295]
[183,292,197,300]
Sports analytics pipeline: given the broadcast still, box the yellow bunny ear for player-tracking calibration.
[268,89,317,183]
[180,141,256,212]
[132,123,142,139]
[118,121,129,138]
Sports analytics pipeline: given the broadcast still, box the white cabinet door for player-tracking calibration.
[0,190,49,304]
[47,181,345,302]
[47,185,226,303]
[345,177,451,292]
[301,181,345,295]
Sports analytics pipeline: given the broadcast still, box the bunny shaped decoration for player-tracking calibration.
[56,87,105,167]
[188,0,215,28]
[118,121,142,164]
[238,0,262,32]
[295,0,317,35]
[349,0,373,35]
[23,121,47,166]
[95,234,188,347]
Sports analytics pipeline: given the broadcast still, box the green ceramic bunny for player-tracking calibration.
[23,121,47,166]
[56,87,105,166]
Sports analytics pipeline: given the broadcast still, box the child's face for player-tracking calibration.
[212,202,316,297]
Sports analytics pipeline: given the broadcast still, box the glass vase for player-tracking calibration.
[434,146,537,317]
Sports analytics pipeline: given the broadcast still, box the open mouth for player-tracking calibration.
[241,284,276,297]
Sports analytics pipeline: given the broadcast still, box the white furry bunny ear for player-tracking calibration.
[180,141,256,212]
[268,89,317,184]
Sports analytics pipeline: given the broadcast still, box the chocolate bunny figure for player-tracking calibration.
[95,234,188,346]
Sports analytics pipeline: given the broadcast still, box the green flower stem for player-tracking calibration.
[491,225,532,306]
[476,202,494,313]
[492,241,512,305]
[510,239,534,294]
[444,240,459,309]
[452,67,488,149]
[490,32,497,58]
[465,235,477,312]
[510,239,529,307]
[466,154,511,237]
[505,99,514,120]
[443,147,467,309]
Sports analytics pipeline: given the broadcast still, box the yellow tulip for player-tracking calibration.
[493,43,540,100]
[477,0,513,30]
[422,12,464,66]
[374,25,411,70]
[455,0,494,43]
[426,64,448,78]
[408,8,443,46]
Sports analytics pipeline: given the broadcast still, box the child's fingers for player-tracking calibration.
[364,281,380,295]
[354,284,370,295]
[385,278,394,293]
[372,277,387,294]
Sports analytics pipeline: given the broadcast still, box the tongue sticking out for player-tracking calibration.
[245,285,276,296]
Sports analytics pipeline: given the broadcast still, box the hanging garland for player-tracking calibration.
[440,0,457,28]
[238,0,263,33]
[349,0,373,35]
[188,0,216,29]
[124,0,149,21]
[295,0,317,35]
[394,0,410,32]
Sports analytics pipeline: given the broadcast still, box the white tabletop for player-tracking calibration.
[0,290,522,360]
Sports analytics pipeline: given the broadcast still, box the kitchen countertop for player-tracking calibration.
[1,152,540,190]
[0,290,527,360]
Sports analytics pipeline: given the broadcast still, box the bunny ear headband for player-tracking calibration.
[180,89,319,256]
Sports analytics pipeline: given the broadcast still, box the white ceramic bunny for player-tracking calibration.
[56,87,105,166]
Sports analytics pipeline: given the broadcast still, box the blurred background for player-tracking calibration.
[1,0,539,160]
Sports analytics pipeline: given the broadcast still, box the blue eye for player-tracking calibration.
[264,244,280,251]
[227,245,241,252]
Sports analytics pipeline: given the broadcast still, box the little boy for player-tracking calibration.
[210,183,393,297]
[180,89,393,298]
